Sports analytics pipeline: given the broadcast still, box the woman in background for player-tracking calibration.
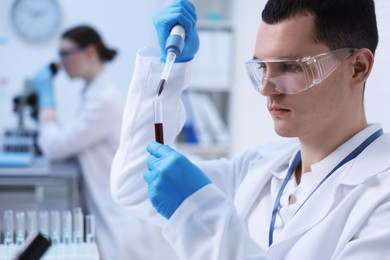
[33,25,178,259]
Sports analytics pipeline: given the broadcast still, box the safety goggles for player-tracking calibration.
[59,47,84,60]
[245,48,357,95]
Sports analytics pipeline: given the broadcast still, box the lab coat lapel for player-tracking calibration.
[272,173,338,246]
[235,142,299,218]
[339,134,390,186]
[234,159,281,217]
[271,133,390,247]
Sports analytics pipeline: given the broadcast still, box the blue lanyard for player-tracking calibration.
[268,128,383,246]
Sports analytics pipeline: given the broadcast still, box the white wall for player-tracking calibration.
[0,0,166,131]
[230,0,390,155]
[365,1,390,128]
[230,0,278,155]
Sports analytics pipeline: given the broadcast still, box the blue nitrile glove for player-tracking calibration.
[153,0,200,62]
[144,142,211,219]
[32,64,55,108]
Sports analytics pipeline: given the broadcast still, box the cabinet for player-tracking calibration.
[176,0,234,159]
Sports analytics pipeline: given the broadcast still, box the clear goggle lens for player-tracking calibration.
[245,48,357,95]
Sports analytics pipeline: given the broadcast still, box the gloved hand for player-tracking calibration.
[144,142,211,219]
[32,64,55,108]
[153,0,200,62]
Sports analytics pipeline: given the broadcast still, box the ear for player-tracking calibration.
[350,48,374,87]
[85,44,98,59]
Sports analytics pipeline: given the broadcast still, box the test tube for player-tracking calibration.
[153,98,164,144]
[50,210,60,245]
[15,211,26,245]
[39,210,49,239]
[62,210,72,244]
[3,210,14,246]
[27,210,38,236]
[73,207,84,244]
[85,214,95,243]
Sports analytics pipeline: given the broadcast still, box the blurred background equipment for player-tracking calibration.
[2,63,59,158]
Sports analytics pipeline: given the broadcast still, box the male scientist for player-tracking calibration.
[111,0,390,259]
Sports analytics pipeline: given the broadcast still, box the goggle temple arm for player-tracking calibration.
[311,48,357,85]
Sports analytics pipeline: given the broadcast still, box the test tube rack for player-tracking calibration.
[0,208,99,260]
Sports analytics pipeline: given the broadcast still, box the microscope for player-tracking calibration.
[2,63,58,156]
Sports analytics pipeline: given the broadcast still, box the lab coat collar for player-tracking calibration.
[270,124,383,184]
[307,124,384,184]
[270,149,300,179]
[339,131,390,186]
[271,172,337,248]
[305,123,385,186]
[234,140,300,218]
[271,124,387,247]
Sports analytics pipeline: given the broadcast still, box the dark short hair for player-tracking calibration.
[262,0,378,55]
[62,25,117,61]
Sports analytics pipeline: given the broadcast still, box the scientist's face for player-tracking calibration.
[59,38,90,79]
[254,13,357,140]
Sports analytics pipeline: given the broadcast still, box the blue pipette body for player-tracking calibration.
[165,24,186,56]
[157,25,186,96]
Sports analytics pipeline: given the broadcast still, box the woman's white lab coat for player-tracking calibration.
[39,70,178,260]
[111,48,390,260]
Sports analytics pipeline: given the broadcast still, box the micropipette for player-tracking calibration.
[154,24,186,144]
[156,24,186,97]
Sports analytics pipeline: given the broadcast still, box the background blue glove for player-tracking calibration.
[32,64,55,108]
[153,0,200,62]
[144,142,211,219]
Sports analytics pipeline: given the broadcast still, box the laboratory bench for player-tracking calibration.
[0,157,81,214]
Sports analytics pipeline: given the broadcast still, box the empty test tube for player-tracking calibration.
[73,207,84,244]
[3,210,14,246]
[50,211,60,245]
[27,210,38,236]
[62,210,72,244]
[39,210,49,239]
[85,214,96,243]
[15,211,26,245]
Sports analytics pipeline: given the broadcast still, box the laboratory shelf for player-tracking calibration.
[176,0,234,159]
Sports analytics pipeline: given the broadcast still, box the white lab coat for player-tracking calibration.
[110,48,390,260]
[39,69,178,260]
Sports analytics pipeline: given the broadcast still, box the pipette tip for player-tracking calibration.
[157,79,166,97]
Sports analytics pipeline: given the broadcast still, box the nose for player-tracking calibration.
[260,77,282,96]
